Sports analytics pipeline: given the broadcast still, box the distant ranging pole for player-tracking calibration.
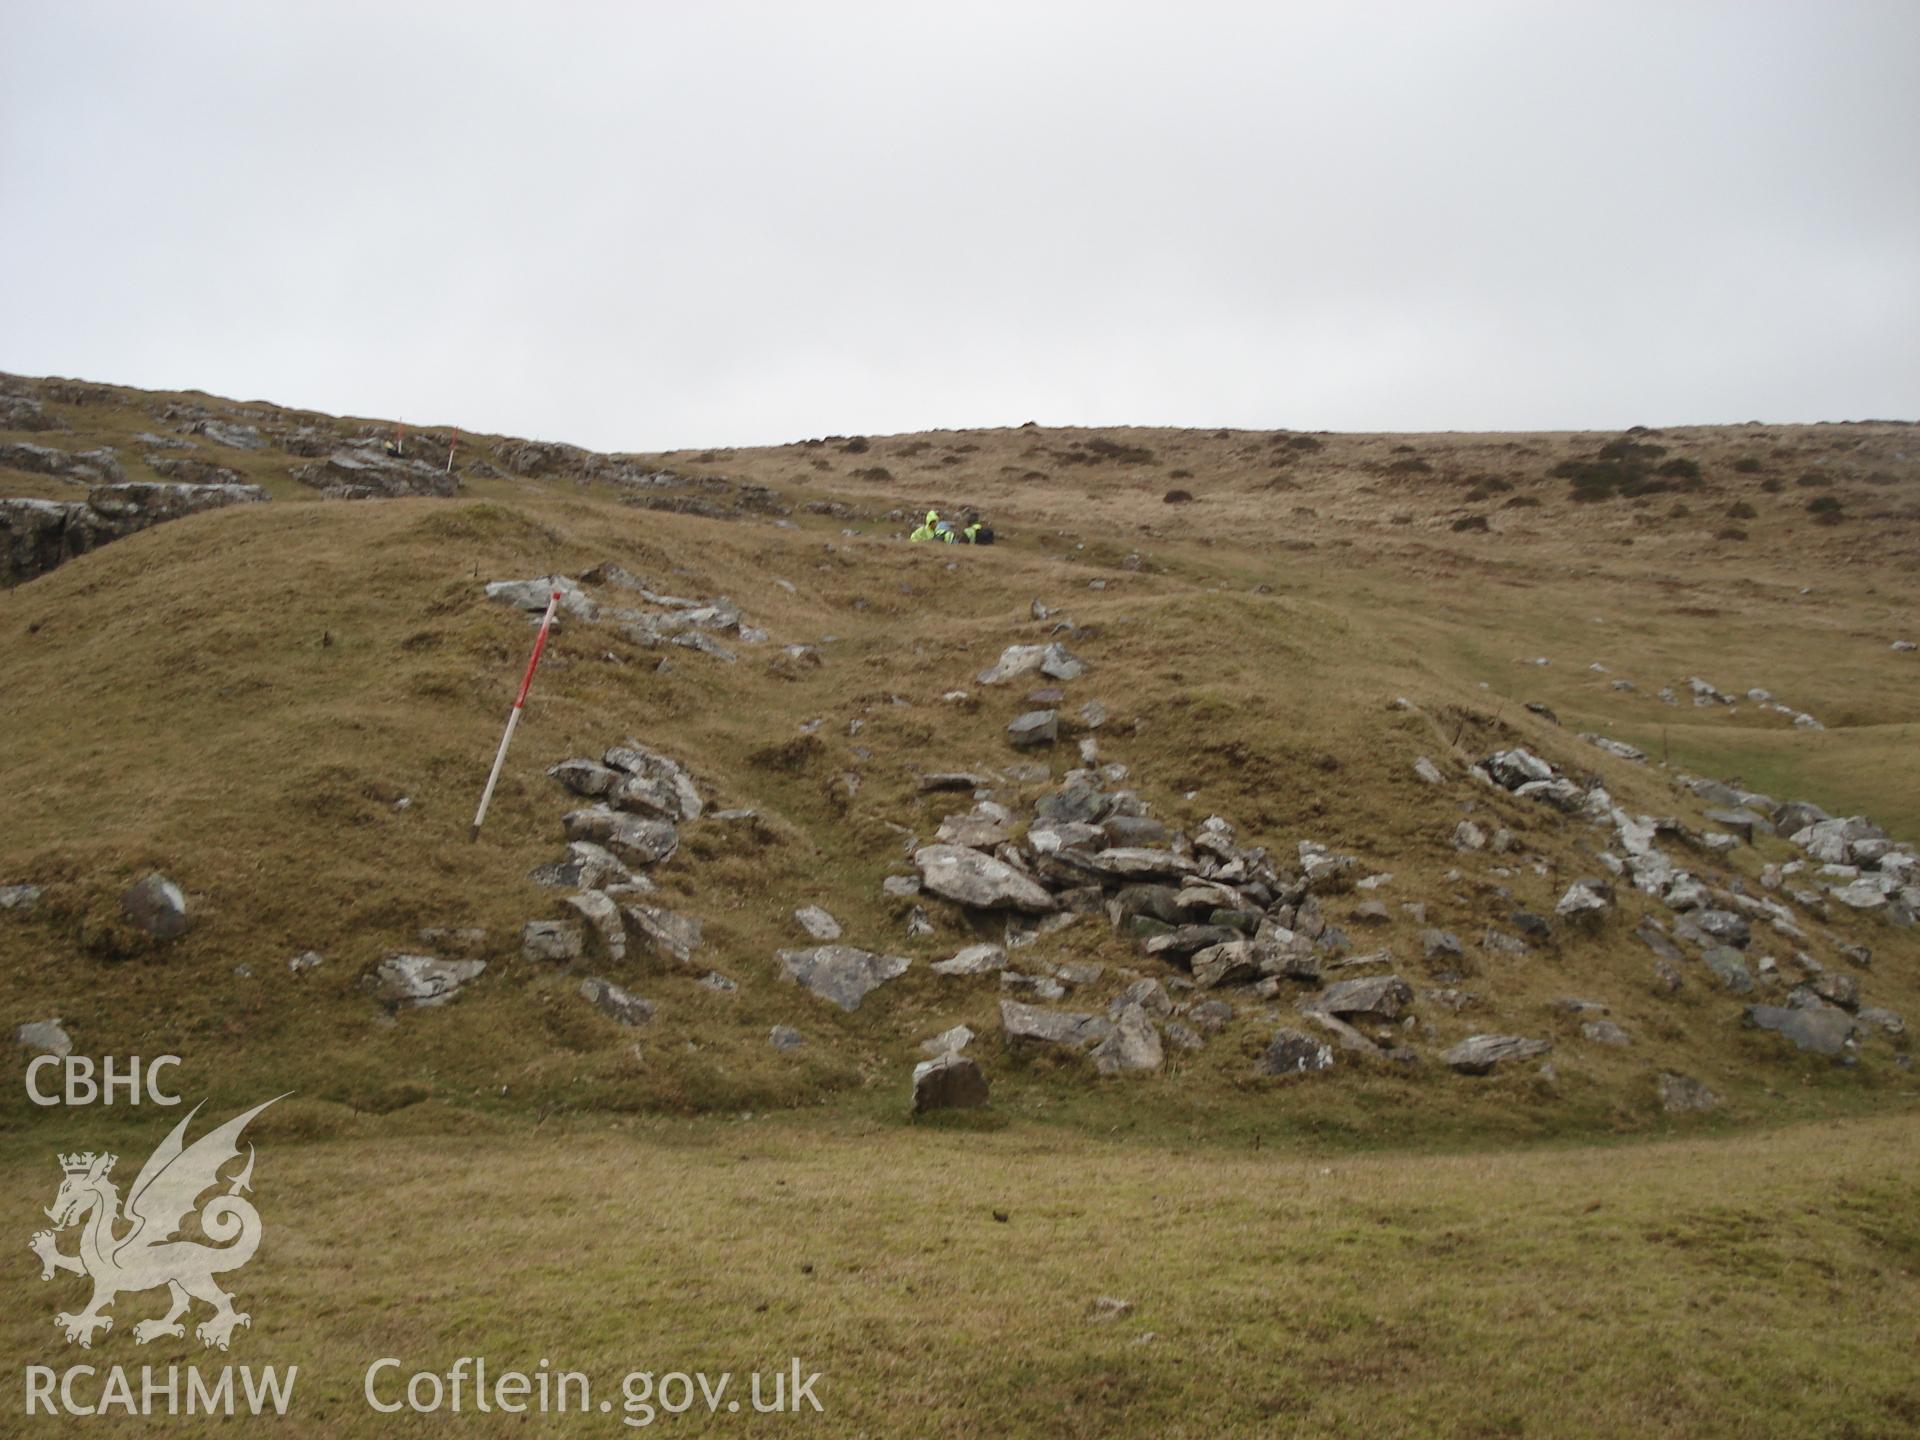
[447,427,459,473]
[469,590,561,841]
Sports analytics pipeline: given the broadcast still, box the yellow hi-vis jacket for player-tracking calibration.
[910,509,940,542]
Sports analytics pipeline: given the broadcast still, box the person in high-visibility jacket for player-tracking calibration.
[909,509,940,542]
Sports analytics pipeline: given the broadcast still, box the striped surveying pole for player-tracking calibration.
[469,590,561,841]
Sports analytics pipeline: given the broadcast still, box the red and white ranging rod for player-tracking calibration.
[470,590,560,841]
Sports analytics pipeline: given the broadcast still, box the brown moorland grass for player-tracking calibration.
[0,1106,1915,1437]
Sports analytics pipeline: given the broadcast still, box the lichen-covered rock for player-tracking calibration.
[777,946,910,1011]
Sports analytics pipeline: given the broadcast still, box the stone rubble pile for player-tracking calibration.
[483,563,774,666]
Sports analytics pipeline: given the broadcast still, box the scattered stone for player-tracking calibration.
[977,642,1086,685]
[286,950,325,975]
[562,806,679,867]
[1582,734,1647,762]
[1307,975,1413,1021]
[912,1053,989,1113]
[1743,1004,1853,1057]
[623,904,703,966]
[14,1019,72,1057]
[1092,1003,1164,1074]
[932,943,1009,976]
[1413,756,1444,785]
[915,844,1056,911]
[1702,946,1754,994]
[565,891,627,962]
[1555,880,1610,923]
[793,904,841,941]
[121,873,190,940]
[1452,820,1486,852]
[485,575,597,620]
[999,998,1112,1053]
[578,977,654,1027]
[922,1024,975,1055]
[1420,930,1464,964]
[1581,1019,1632,1047]
[522,920,584,964]
[1810,972,1859,1011]
[1856,1006,1904,1036]
[1006,710,1059,748]
[0,884,43,911]
[1088,1297,1134,1323]
[882,874,923,898]
[1259,1028,1336,1076]
[528,841,631,891]
[1443,1034,1552,1074]
[777,945,911,1010]
[1657,1072,1721,1113]
[769,1025,806,1051]
[366,954,486,1008]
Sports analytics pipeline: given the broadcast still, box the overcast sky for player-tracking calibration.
[4,3,1916,452]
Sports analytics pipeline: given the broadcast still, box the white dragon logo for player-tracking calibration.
[28,1096,283,1350]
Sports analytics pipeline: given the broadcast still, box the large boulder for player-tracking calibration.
[914,845,1055,912]
[911,1053,990,1113]
[777,946,911,1011]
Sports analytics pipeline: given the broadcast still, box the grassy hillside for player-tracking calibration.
[2,373,1917,1135]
